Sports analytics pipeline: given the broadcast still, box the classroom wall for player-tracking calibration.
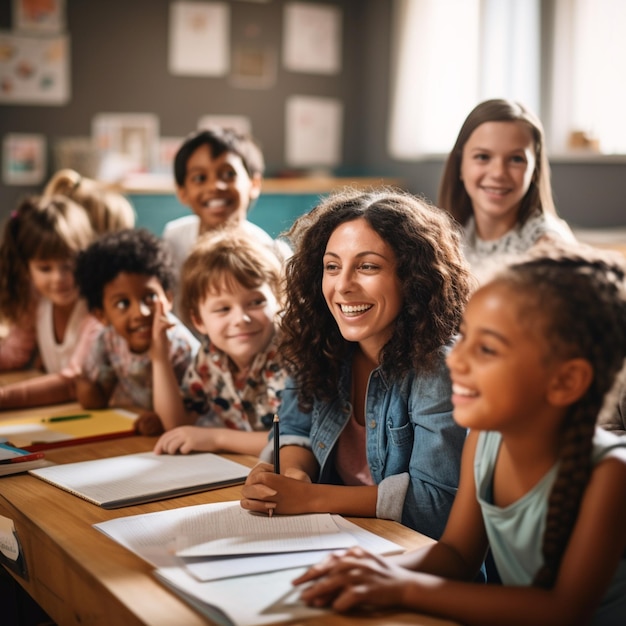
[0,0,366,219]
[1,0,624,229]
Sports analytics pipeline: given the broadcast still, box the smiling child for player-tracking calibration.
[74,229,199,418]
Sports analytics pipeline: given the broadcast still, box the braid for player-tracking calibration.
[501,245,626,588]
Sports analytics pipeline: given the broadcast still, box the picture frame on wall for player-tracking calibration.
[92,113,159,178]
[13,0,66,34]
[2,133,46,185]
[230,45,277,89]
[0,32,70,105]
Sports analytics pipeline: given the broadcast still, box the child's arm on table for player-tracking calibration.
[295,431,626,626]
[0,372,75,409]
[74,373,114,409]
[154,426,268,456]
[0,321,37,371]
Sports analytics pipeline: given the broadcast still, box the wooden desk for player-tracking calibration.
[0,410,455,626]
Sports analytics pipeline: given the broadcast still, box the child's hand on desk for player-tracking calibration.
[240,462,312,516]
[294,546,411,612]
[154,425,217,454]
[134,411,164,436]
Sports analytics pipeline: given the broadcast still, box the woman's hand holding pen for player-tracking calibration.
[240,462,313,516]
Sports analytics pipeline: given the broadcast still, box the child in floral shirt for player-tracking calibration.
[74,229,199,433]
[153,228,287,457]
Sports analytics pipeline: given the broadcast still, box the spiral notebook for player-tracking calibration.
[29,451,250,509]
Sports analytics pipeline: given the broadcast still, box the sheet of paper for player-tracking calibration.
[154,565,325,626]
[283,3,341,74]
[168,1,229,76]
[285,95,343,167]
[183,515,404,582]
[94,501,404,580]
[176,505,355,557]
[96,500,355,558]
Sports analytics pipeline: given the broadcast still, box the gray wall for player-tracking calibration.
[1,0,624,228]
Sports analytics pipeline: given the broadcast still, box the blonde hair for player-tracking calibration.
[180,228,284,323]
[44,168,135,234]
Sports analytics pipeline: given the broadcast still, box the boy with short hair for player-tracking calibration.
[74,228,200,432]
[163,127,275,277]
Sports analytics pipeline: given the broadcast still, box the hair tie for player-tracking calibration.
[10,210,18,220]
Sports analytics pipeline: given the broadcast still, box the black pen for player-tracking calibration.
[273,413,280,474]
[41,413,91,423]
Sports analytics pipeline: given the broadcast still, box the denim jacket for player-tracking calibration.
[266,349,466,540]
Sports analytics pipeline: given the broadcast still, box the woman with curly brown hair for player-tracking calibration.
[296,243,626,626]
[241,187,472,540]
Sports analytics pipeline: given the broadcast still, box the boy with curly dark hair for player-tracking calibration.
[74,229,199,425]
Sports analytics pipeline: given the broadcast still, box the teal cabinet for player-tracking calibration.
[129,193,324,239]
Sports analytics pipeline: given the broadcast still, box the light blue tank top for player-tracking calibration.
[475,428,626,625]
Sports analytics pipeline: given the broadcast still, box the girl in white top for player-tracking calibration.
[438,98,576,284]
[295,243,626,626]
[0,195,101,409]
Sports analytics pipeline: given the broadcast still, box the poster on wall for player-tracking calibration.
[92,113,159,179]
[283,2,341,74]
[285,95,342,168]
[230,45,276,89]
[13,0,66,34]
[169,1,230,76]
[0,32,70,105]
[2,133,46,185]
[197,115,252,136]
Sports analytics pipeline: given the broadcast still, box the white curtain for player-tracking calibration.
[550,0,626,154]
[387,0,540,158]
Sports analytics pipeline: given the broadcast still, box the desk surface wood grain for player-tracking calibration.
[0,401,456,626]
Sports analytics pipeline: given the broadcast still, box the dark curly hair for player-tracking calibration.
[173,127,264,187]
[492,242,626,589]
[75,228,176,311]
[280,187,472,410]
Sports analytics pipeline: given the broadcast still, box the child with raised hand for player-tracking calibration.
[438,98,575,283]
[44,168,136,234]
[152,228,287,457]
[74,228,199,434]
[295,243,626,626]
[240,188,471,540]
[0,196,101,407]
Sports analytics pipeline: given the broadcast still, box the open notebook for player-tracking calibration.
[29,452,250,509]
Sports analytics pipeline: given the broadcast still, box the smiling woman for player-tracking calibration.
[240,187,473,541]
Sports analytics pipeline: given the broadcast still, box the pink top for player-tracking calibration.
[335,411,374,486]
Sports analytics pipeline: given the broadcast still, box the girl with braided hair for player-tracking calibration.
[294,242,626,626]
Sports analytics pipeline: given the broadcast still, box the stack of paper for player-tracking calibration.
[95,500,405,626]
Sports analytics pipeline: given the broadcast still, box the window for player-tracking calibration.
[389,0,626,158]
[388,0,540,158]
[549,0,626,154]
